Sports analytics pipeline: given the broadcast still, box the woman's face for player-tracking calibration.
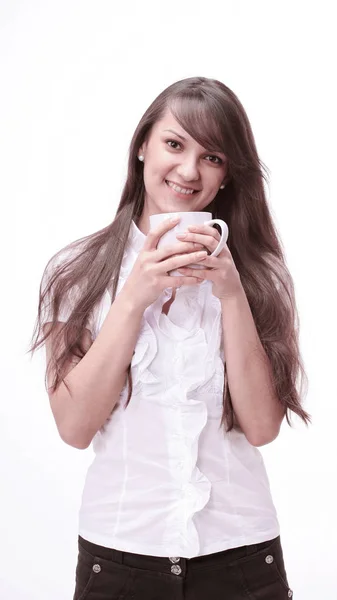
[138,108,228,231]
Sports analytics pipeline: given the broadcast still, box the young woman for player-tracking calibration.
[30,76,310,599]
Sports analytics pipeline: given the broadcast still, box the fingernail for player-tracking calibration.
[170,216,180,223]
[176,232,187,238]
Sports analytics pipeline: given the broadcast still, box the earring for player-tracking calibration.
[220,183,226,190]
[138,155,144,162]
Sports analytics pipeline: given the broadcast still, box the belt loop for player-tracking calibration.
[111,548,124,564]
[245,543,258,557]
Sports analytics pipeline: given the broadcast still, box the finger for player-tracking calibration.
[187,224,220,238]
[177,267,210,279]
[161,250,208,273]
[188,227,220,241]
[176,231,219,252]
[143,217,180,251]
[155,240,205,261]
[164,275,205,289]
[184,252,227,267]
[199,254,229,267]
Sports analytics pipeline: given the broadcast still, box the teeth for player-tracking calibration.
[167,181,195,195]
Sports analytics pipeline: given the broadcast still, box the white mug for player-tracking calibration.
[149,211,229,276]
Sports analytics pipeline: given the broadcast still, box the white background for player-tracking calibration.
[1,1,336,598]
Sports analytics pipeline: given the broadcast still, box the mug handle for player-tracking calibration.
[203,219,229,256]
[170,218,229,275]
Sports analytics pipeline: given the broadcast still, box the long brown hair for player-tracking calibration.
[28,76,310,430]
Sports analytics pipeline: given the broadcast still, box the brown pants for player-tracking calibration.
[73,534,293,599]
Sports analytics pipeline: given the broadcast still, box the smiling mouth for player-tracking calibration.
[165,180,200,195]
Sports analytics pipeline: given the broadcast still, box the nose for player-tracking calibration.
[176,155,200,182]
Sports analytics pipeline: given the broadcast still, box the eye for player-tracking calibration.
[166,139,182,150]
[205,155,223,165]
[165,139,223,165]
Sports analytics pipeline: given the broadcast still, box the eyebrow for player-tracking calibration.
[163,128,187,141]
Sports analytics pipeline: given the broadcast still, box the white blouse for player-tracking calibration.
[42,220,280,558]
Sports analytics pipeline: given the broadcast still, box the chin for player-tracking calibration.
[162,204,197,214]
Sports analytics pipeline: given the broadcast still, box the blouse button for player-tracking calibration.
[171,564,182,575]
[265,555,274,564]
[92,564,101,573]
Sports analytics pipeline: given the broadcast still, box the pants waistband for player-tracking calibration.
[78,535,280,577]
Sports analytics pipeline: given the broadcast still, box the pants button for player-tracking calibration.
[171,565,182,575]
[169,556,181,563]
[92,564,101,573]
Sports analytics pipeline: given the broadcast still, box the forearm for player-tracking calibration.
[221,288,285,446]
[59,289,144,447]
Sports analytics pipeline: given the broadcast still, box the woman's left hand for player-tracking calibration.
[176,224,243,300]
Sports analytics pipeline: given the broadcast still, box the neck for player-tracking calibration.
[136,209,151,236]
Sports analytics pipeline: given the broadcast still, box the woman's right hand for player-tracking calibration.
[121,217,208,311]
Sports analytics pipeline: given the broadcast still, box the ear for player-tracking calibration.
[221,174,230,187]
[139,141,147,156]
